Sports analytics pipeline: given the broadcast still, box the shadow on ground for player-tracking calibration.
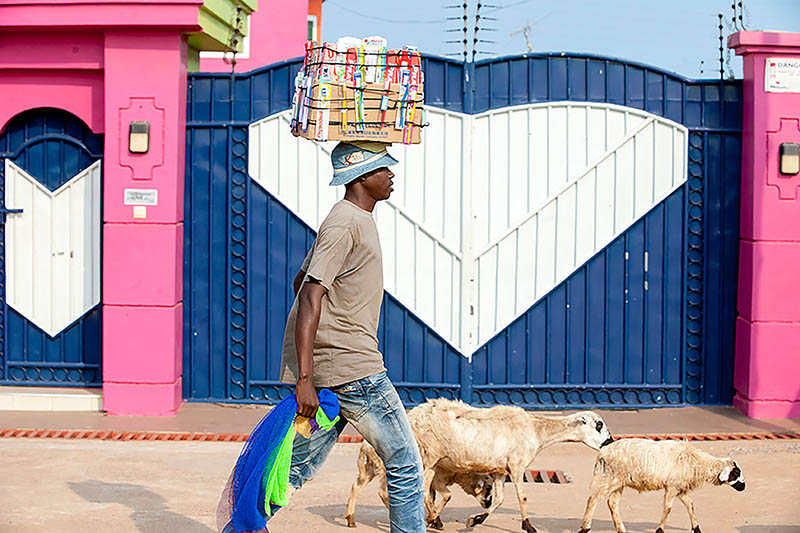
[305,502,671,533]
[69,480,214,533]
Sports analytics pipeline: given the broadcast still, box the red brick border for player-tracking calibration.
[0,428,798,443]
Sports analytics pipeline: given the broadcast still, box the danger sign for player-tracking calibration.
[765,57,800,93]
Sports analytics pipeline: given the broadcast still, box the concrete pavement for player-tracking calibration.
[1,404,799,533]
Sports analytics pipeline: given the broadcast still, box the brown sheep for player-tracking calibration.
[344,440,493,529]
[411,398,614,533]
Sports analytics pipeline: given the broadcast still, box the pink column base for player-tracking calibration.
[103,379,182,416]
[733,393,800,419]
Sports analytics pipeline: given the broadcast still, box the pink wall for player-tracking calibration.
[1,1,202,416]
[102,30,190,416]
[199,0,307,73]
[0,31,105,133]
[730,31,800,419]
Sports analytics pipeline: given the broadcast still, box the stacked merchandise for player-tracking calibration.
[290,36,425,144]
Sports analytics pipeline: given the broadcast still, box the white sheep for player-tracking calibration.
[577,438,746,533]
[344,400,494,529]
[411,398,615,533]
[344,440,493,529]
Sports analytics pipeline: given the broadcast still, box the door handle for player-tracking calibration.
[0,206,23,224]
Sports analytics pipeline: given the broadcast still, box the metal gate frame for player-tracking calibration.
[0,107,104,387]
[184,53,741,408]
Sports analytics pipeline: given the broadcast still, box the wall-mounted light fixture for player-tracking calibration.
[129,121,150,154]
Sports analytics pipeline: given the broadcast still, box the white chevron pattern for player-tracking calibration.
[4,160,102,337]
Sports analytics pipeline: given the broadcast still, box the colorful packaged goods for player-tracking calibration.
[290,36,425,144]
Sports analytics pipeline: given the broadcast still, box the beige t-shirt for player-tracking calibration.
[280,199,386,387]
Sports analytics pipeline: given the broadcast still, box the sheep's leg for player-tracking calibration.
[677,493,701,533]
[378,472,390,509]
[606,488,626,533]
[507,468,536,533]
[426,481,451,530]
[422,467,439,523]
[344,462,377,528]
[577,487,608,533]
[466,474,505,528]
[655,487,678,533]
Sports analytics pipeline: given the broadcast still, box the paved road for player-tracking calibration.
[1,438,799,533]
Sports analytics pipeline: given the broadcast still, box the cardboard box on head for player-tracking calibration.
[291,37,424,144]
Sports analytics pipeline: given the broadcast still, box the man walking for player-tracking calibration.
[279,141,425,533]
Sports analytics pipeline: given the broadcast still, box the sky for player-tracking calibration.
[320,0,800,79]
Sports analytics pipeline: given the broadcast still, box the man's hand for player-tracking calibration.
[296,376,319,418]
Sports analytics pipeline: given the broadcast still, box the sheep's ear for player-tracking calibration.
[718,465,732,484]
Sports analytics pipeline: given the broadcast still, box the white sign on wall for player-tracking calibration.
[124,189,158,206]
[765,57,800,93]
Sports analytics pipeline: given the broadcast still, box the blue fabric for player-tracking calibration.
[231,389,339,532]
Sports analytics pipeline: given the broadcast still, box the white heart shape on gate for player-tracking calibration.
[4,159,102,337]
[248,103,687,354]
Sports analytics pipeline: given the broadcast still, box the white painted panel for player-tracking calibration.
[508,109,529,224]
[595,157,616,247]
[587,107,607,163]
[472,115,490,249]
[567,106,587,178]
[607,109,627,146]
[374,204,396,294]
[634,122,655,217]
[443,114,463,249]
[548,106,568,193]
[51,185,71,330]
[530,107,549,209]
[5,160,101,337]
[614,140,635,232]
[555,185,577,280]
[489,112,510,240]
[575,169,596,265]
[395,213,416,306]
[435,245,454,341]
[535,202,557,299]
[477,247,497,344]
[33,178,52,327]
[495,235,517,330]
[415,231,436,326]
[515,216,537,313]
[425,111,446,234]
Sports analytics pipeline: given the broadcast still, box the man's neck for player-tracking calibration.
[344,189,377,213]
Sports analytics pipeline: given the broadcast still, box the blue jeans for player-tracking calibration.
[288,372,425,533]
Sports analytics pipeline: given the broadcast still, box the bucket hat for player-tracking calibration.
[329,141,398,186]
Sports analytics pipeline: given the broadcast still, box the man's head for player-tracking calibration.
[330,142,398,201]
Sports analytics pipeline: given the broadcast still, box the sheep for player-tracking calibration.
[344,400,494,529]
[410,398,615,533]
[577,438,746,533]
[344,440,493,529]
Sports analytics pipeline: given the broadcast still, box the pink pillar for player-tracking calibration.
[101,30,189,416]
[730,31,800,419]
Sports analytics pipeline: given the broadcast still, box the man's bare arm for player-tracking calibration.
[294,280,326,418]
[293,269,306,297]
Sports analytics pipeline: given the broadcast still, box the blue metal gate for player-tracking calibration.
[0,108,103,387]
[184,53,741,408]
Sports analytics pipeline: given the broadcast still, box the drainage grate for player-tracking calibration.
[504,470,570,484]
